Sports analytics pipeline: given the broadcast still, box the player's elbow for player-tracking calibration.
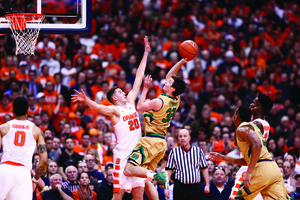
[136,104,144,112]
[253,142,262,151]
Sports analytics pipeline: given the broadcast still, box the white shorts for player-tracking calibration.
[230,166,263,200]
[0,163,32,200]
[113,150,145,192]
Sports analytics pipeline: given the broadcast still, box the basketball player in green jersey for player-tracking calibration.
[124,58,187,200]
[209,106,290,200]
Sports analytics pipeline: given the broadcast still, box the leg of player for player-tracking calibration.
[132,186,144,200]
[112,189,125,200]
[124,163,169,189]
[144,182,159,200]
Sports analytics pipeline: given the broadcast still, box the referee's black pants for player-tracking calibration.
[173,182,202,200]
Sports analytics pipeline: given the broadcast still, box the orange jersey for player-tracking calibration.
[16,73,29,82]
[28,105,42,117]
[0,67,18,80]
[109,43,127,61]
[52,105,70,132]
[71,127,85,144]
[36,75,55,87]
[43,90,58,107]
[73,145,88,157]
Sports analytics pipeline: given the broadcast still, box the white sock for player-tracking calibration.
[146,171,155,179]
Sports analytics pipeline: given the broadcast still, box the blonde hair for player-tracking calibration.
[87,148,101,166]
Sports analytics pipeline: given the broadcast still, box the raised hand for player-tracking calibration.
[143,75,152,90]
[144,36,150,53]
[71,89,87,102]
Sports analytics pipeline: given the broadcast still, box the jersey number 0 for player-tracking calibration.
[14,131,26,146]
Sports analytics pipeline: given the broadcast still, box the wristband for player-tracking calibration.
[32,177,39,183]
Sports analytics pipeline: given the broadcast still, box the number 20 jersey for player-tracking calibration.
[1,119,36,169]
[113,103,142,153]
[143,93,179,136]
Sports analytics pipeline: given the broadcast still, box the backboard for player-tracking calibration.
[0,0,92,34]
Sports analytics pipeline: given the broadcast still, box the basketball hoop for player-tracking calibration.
[5,13,44,55]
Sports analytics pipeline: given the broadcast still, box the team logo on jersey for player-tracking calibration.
[132,154,139,160]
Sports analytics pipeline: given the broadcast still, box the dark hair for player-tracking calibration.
[54,73,62,79]
[236,105,251,122]
[257,93,273,113]
[64,136,74,143]
[13,97,29,116]
[45,137,53,142]
[171,75,186,96]
[81,132,90,138]
[78,171,90,180]
[107,86,119,104]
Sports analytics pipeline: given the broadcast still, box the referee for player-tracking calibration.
[164,129,210,200]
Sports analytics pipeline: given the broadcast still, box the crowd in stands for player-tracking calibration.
[1,0,300,199]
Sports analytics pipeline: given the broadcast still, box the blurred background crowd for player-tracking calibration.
[0,0,300,199]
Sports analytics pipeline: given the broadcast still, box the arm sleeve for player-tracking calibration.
[165,149,175,170]
[198,148,208,169]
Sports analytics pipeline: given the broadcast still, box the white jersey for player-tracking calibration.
[1,119,36,169]
[113,103,141,153]
[252,118,270,142]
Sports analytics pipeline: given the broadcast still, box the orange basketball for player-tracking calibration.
[179,40,199,61]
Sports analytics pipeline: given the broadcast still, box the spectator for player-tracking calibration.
[45,137,59,161]
[58,137,83,180]
[61,58,77,89]
[42,160,58,187]
[54,73,70,107]
[28,70,44,97]
[42,174,73,200]
[62,165,80,192]
[283,160,296,193]
[44,80,58,107]
[217,161,235,188]
[202,167,232,200]
[36,65,55,88]
[84,154,104,182]
[77,161,101,192]
[86,148,102,172]
[95,163,132,200]
[39,50,60,76]
[290,173,300,200]
[0,94,13,124]
[27,94,42,117]
[72,172,97,200]
[74,133,91,157]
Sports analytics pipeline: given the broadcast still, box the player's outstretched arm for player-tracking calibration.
[34,127,48,180]
[166,58,187,79]
[136,75,162,112]
[208,152,247,166]
[72,89,117,118]
[127,36,150,105]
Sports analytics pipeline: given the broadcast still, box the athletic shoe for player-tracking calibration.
[153,171,169,189]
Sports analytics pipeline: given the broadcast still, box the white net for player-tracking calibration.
[5,14,44,55]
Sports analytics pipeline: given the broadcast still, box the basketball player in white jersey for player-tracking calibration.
[72,36,150,200]
[0,97,48,200]
[230,93,273,200]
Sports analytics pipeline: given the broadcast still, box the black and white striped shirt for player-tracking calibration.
[166,145,208,184]
[62,180,79,191]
